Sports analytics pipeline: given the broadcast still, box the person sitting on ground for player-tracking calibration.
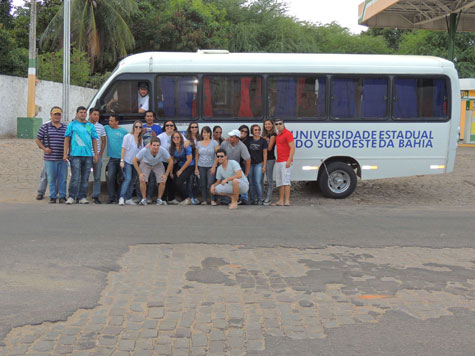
[211,149,249,210]
[133,137,173,206]
[170,131,198,205]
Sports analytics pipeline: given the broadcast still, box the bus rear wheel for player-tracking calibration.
[319,162,357,199]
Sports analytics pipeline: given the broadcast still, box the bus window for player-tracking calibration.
[156,76,198,119]
[101,81,150,114]
[331,77,388,120]
[203,76,262,118]
[393,77,448,120]
[268,76,326,119]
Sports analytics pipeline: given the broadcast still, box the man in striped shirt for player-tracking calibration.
[35,106,68,203]
[89,108,107,204]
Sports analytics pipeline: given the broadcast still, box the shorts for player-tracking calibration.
[275,161,292,187]
[215,179,249,195]
[139,162,165,183]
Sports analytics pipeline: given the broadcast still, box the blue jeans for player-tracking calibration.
[68,156,93,200]
[91,156,103,198]
[265,159,275,201]
[198,166,215,202]
[120,163,136,200]
[37,166,48,195]
[107,158,121,202]
[249,163,264,202]
[44,160,68,199]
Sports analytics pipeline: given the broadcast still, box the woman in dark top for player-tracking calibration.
[262,119,276,205]
[169,131,197,205]
[239,124,250,144]
[248,124,268,205]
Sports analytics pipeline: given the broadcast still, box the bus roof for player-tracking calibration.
[114,51,455,75]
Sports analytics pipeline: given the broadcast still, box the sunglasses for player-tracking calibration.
[190,126,198,129]
[275,122,284,126]
[214,131,222,134]
[216,155,225,158]
[254,128,261,131]
[240,130,248,133]
[135,125,143,128]
[172,136,181,139]
[165,124,174,127]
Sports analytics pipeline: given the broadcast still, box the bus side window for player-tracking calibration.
[101,81,139,114]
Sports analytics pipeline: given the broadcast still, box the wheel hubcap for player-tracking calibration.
[328,170,350,194]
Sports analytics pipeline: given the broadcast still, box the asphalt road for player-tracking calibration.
[1,203,474,354]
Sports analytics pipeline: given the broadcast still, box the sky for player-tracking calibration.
[284,0,368,34]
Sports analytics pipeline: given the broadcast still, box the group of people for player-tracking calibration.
[35,105,295,209]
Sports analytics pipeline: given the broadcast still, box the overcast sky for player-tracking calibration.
[284,0,367,34]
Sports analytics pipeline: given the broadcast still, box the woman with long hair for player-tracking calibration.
[185,122,201,145]
[248,124,268,205]
[238,124,250,144]
[119,120,144,206]
[213,125,223,144]
[262,119,277,205]
[195,126,219,205]
[170,131,198,205]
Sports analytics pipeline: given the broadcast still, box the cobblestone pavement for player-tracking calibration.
[1,244,475,356]
[1,138,475,207]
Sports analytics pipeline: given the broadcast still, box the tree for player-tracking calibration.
[40,0,137,71]
[38,48,90,86]
[0,0,13,29]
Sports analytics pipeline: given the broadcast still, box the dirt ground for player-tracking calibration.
[1,138,474,207]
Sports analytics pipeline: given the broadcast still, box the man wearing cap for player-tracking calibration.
[138,82,150,113]
[211,129,251,204]
[211,148,249,210]
[35,106,68,203]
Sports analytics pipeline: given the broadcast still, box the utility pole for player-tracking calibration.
[26,0,37,118]
[62,0,71,122]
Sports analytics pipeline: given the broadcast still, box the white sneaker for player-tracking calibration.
[139,198,147,206]
[118,197,125,206]
[191,198,200,205]
[156,199,167,206]
[78,198,89,204]
[168,199,179,205]
[125,199,137,206]
[179,198,191,206]
[66,197,75,205]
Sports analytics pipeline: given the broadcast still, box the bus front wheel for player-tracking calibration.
[319,162,357,199]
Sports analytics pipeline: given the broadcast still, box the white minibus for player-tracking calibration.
[88,50,460,198]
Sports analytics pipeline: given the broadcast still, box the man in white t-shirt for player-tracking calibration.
[132,137,174,206]
[211,148,249,210]
[138,82,150,114]
[88,108,107,203]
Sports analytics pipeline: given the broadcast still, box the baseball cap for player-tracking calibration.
[51,108,62,115]
[228,129,241,138]
[138,82,149,90]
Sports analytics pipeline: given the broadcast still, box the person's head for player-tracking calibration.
[138,82,149,97]
[213,125,223,141]
[171,131,184,147]
[144,111,155,125]
[88,108,100,123]
[131,120,143,134]
[274,119,285,133]
[216,148,227,164]
[201,126,212,140]
[50,106,62,122]
[263,119,275,136]
[250,124,261,137]
[163,120,177,134]
[239,125,249,140]
[186,122,200,139]
[227,129,241,145]
[149,136,161,154]
[108,114,119,128]
[76,106,87,121]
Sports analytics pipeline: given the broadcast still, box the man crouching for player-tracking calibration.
[133,137,173,206]
[211,148,249,210]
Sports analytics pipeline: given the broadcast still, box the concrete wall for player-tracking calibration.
[0,74,97,137]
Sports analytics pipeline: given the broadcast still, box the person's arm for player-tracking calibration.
[35,137,52,154]
[221,168,242,185]
[92,138,98,163]
[120,147,126,168]
[177,154,192,177]
[133,156,145,182]
[268,135,276,151]
[99,135,106,158]
[194,149,200,175]
[244,159,251,177]
[163,157,174,181]
[286,140,296,168]
[210,178,222,194]
[63,137,71,161]
[262,149,267,174]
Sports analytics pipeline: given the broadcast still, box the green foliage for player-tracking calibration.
[0,27,28,76]
[0,0,13,29]
[88,71,112,89]
[38,48,90,86]
[159,0,229,51]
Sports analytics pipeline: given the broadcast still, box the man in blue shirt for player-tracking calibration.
[104,114,128,204]
[63,106,98,204]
